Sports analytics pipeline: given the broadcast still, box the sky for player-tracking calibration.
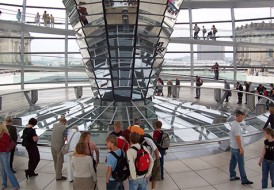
[0,0,273,58]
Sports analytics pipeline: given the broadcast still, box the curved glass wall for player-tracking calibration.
[0,1,273,89]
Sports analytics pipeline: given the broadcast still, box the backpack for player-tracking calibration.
[21,130,31,147]
[199,79,203,86]
[110,150,130,182]
[159,131,170,150]
[132,145,150,176]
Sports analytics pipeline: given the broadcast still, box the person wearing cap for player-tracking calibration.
[51,116,68,181]
[22,118,40,178]
[5,116,17,173]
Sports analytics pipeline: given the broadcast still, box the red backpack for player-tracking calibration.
[131,145,150,176]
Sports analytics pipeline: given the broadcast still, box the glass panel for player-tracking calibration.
[192,8,231,22]
[0,70,21,85]
[235,21,274,45]
[27,0,64,7]
[24,71,65,83]
[139,2,166,15]
[0,4,23,22]
[25,8,66,29]
[138,14,163,26]
[235,8,273,20]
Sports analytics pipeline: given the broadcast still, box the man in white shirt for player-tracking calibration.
[229,110,253,185]
[65,126,81,182]
[127,132,154,190]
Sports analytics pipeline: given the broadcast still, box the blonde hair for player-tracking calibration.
[106,135,117,146]
[75,142,86,154]
[0,121,9,136]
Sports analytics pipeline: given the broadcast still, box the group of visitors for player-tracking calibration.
[41,11,54,27]
[15,9,54,27]
[193,24,218,40]
[17,116,169,190]
[0,105,274,189]
[155,78,181,98]
[233,81,273,106]
[104,119,168,190]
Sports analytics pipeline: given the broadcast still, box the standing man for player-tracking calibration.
[229,110,253,185]
[244,81,250,104]
[167,80,173,97]
[202,26,207,40]
[127,132,153,190]
[16,9,21,22]
[193,23,200,39]
[236,82,243,104]
[50,14,54,28]
[153,121,165,180]
[224,80,231,102]
[195,76,203,99]
[5,116,17,173]
[106,135,125,190]
[212,62,219,80]
[175,77,180,98]
[51,116,67,181]
[22,118,40,178]
[256,84,265,101]
[42,11,47,26]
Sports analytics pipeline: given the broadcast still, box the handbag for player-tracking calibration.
[61,132,75,154]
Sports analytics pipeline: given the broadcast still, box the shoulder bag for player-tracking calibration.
[61,132,75,155]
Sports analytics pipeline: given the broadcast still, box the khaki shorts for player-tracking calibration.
[151,159,161,181]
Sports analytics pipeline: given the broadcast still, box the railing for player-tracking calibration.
[0,85,272,148]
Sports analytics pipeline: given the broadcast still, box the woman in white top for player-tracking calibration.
[65,126,81,182]
[72,142,97,190]
[79,132,100,171]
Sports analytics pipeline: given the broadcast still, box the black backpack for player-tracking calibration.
[110,150,130,182]
[21,129,31,147]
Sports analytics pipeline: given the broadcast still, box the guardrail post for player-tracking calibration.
[0,97,2,110]
[31,90,38,104]
[256,98,266,115]
[246,93,255,111]
[74,86,83,98]
[214,88,221,102]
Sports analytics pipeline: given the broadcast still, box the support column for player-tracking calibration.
[20,0,27,90]
[65,13,69,87]
[231,8,237,84]
[189,8,194,86]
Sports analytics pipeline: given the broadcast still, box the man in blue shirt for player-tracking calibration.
[106,135,125,190]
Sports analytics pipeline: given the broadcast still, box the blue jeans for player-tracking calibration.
[262,159,274,189]
[107,180,124,190]
[129,177,146,190]
[0,152,20,188]
[229,148,248,183]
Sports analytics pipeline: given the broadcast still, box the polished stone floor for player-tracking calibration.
[1,138,271,190]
